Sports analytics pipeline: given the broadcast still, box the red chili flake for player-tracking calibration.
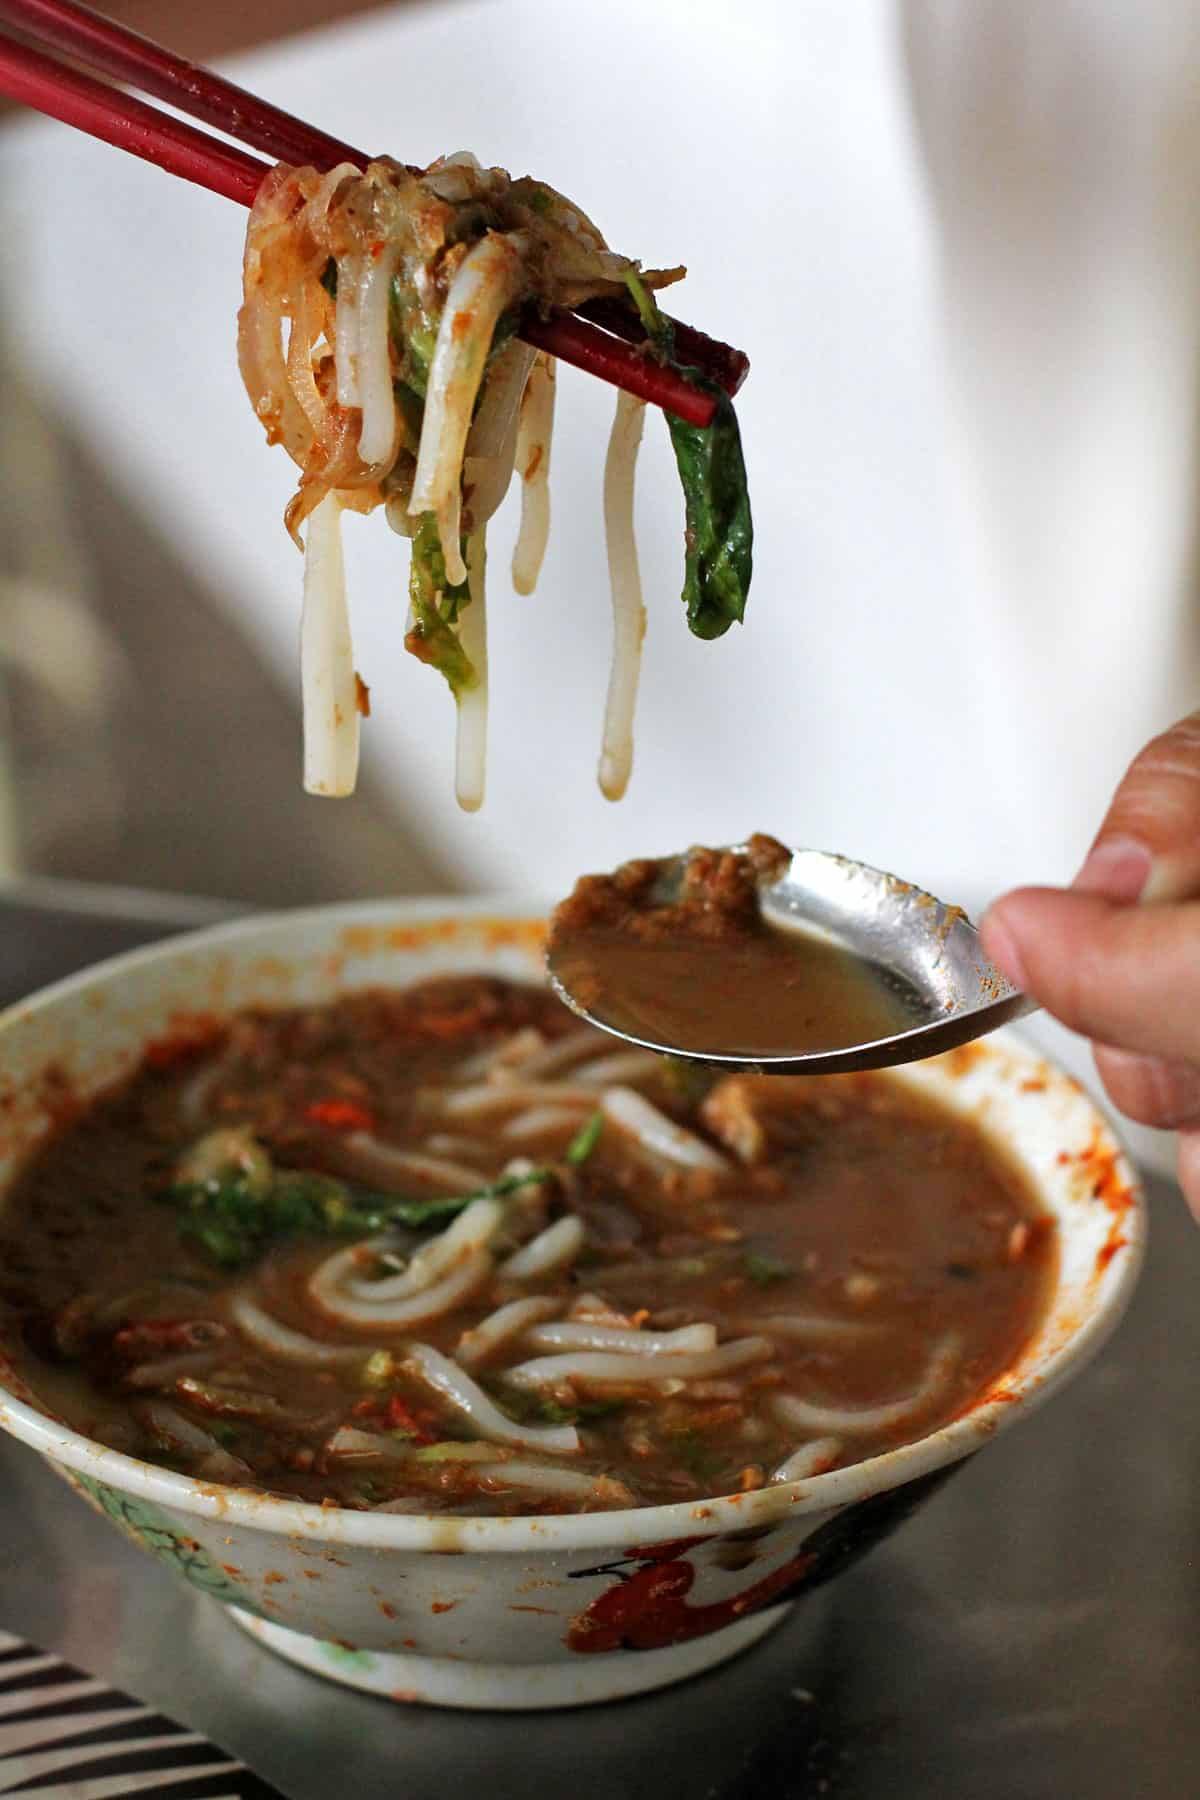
[385,1395,438,1445]
[305,1098,376,1133]
[111,1319,222,1359]
[355,673,371,717]
[431,1601,459,1614]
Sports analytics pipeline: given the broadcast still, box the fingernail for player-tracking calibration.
[1073,837,1153,902]
[981,915,1028,991]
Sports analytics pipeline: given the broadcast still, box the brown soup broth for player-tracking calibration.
[0,978,1056,1516]
[547,837,921,1057]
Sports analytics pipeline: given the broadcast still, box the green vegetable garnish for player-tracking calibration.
[496,1388,625,1428]
[161,1167,398,1270]
[361,1350,399,1388]
[415,1440,495,1463]
[405,515,477,698]
[668,1426,726,1482]
[743,1251,795,1287]
[624,271,753,641]
[565,1109,605,1166]
[384,1165,556,1229]
[573,1396,627,1424]
[388,277,439,397]
[161,1138,557,1271]
[665,395,753,640]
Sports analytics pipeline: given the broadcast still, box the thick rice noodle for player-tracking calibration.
[504,1334,774,1391]
[455,1295,561,1369]
[523,1320,717,1355]
[770,1337,961,1438]
[300,493,358,798]
[405,1342,580,1454]
[472,1462,633,1506]
[512,354,556,594]
[772,1438,842,1483]
[601,1087,729,1171]
[499,1215,586,1282]
[238,156,686,808]
[309,1244,493,1331]
[598,391,647,801]
[455,533,489,812]
[501,1105,584,1142]
[340,1134,484,1194]
[231,1291,372,1368]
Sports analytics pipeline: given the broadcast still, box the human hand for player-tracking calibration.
[980,711,1200,1218]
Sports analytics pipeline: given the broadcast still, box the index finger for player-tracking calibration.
[1075,711,1200,902]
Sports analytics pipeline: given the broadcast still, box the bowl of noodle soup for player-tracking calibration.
[0,899,1143,1709]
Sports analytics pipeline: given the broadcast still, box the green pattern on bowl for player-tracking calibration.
[322,1642,377,1674]
[68,1470,268,1618]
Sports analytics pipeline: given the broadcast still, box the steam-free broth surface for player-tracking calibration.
[0,978,1055,1516]
[548,836,920,1057]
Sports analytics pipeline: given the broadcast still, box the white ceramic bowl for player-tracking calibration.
[0,900,1145,1709]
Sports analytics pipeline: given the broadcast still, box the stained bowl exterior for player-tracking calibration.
[0,900,1145,1707]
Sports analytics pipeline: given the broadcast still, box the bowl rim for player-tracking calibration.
[0,896,1147,1554]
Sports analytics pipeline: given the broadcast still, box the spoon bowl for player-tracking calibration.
[546,846,1036,1074]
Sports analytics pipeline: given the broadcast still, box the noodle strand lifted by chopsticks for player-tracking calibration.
[598,390,647,801]
[409,232,527,585]
[300,492,359,797]
[512,353,556,594]
[238,154,695,809]
[355,242,402,466]
[455,532,489,812]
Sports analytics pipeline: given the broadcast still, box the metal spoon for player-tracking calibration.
[546,845,1037,1075]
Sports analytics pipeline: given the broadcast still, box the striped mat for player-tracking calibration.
[0,1631,282,1799]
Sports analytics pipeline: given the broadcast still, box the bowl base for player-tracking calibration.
[229,1603,791,1710]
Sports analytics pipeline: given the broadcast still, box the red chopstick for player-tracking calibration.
[578,297,750,398]
[0,0,363,169]
[0,0,748,426]
[0,31,265,202]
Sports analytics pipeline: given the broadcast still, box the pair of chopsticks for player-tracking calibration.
[0,0,748,427]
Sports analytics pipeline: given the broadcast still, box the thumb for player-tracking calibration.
[979,888,1200,1059]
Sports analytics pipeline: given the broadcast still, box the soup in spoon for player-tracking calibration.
[547,835,923,1059]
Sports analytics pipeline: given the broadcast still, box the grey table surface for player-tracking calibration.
[0,885,1190,1799]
